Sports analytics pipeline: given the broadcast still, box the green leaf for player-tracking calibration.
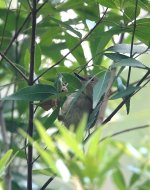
[62,72,81,91]
[35,120,57,153]
[76,114,87,143]
[49,16,81,38]
[24,49,30,70]
[33,168,52,176]
[35,44,42,73]
[93,70,111,109]
[110,86,140,100]
[65,33,86,65]
[129,173,141,187]
[112,167,127,190]
[105,53,147,69]
[87,102,101,129]
[4,84,56,101]
[86,128,102,157]
[0,149,13,176]
[19,129,59,174]
[56,124,84,160]
[135,18,150,45]
[104,53,131,61]
[123,5,140,24]
[107,44,150,54]
[44,107,60,128]
[98,0,118,8]
[138,180,150,190]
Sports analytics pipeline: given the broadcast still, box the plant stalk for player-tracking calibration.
[27,1,37,189]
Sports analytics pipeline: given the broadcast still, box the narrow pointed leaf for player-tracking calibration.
[4,84,56,101]
[0,149,13,176]
[105,53,147,69]
[93,70,111,109]
[50,16,81,38]
[110,86,140,100]
[112,167,127,190]
[107,44,150,54]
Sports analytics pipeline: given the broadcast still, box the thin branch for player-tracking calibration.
[27,0,37,189]
[33,8,108,83]
[40,176,55,190]
[27,0,32,10]
[36,0,48,12]
[126,0,139,113]
[32,146,47,165]
[99,124,150,143]
[0,52,28,82]
[0,13,31,62]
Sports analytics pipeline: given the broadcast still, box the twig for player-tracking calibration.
[0,13,31,62]
[99,124,150,143]
[126,0,139,113]
[27,0,32,10]
[40,176,55,190]
[0,52,28,82]
[31,146,47,165]
[36,0,48,12]
[127,0,139,86]
[33,8,108,83]
[27,1,37,189]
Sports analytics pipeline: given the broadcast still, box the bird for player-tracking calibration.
[58,73,98,128]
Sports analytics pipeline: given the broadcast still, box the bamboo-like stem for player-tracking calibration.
[27,1,37,189]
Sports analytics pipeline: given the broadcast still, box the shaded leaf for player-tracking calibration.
[49,16,81,38]
[4,85,56,101]
[129,173,141,187]
[110,86,140,100]
[62,72,82,91]
[65,33,86,65]
[98,0,118,8]
[35,44,42,73]
[112,167,127,190]
[105,53,147,69]
[107,44,150,54]
[93,70,111,109]
[44,107,60,128]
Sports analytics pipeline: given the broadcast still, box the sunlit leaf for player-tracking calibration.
[19,129,58,174]
[56,123,84,160]
[0,149,13,176]
[35,120,57,153]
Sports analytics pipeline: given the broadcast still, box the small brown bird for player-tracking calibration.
[58,73,97,128]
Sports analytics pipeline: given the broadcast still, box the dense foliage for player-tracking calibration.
[0,0,150,189]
